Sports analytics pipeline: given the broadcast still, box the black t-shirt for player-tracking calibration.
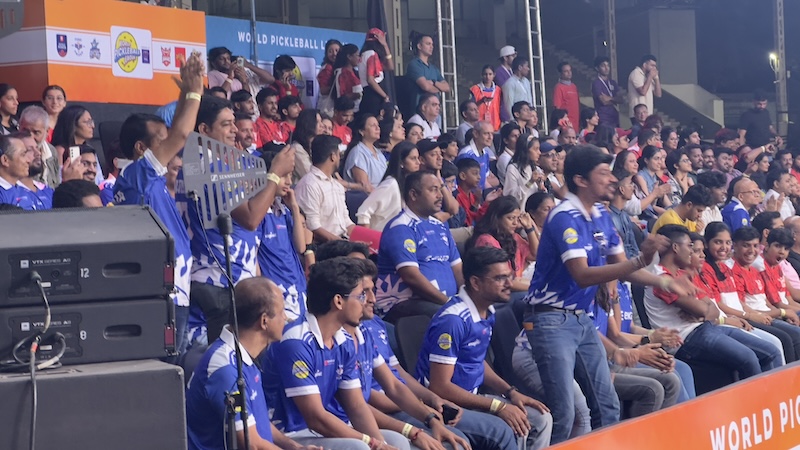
[739,108,772,147]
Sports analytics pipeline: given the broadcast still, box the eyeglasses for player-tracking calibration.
[483,274,513,284]
[80,119,95,127]
[342,292,368,303]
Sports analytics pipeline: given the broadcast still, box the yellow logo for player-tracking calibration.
[742,218,748,225]
[291,360,310,379]
[563,228,579,245]
[403,239,417,253]
[437,333,452,350]
[114,31,141,73]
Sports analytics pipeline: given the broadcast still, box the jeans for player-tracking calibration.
[190,281,231,343]
[289,428,411,450]
[175,304,190,356]
[396,409,517,450]
[391,410,468,450]
[383,299,444,324]
[648,359,695,402]
[748,319,800,363]
[524,311,620,444]
[611,365,680,418]
[484,395,552,450]
[675,322,781,379]
[511,345,592,438]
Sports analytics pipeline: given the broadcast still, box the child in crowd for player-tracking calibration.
[454,158,500,226]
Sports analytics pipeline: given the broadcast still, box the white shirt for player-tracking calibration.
[502,75,533,120]
[356,176,402,232]
[644,265,703,343]
[699,205,723,234]
[408,114,441,139]
[505,163,541,208]
[764,189,795,220]
[496,149,513,184]
[627,66,653,114]
[294,165,354,238]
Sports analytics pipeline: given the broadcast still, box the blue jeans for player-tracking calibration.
[525,311,620,444]
[675,322,781,378]
[175,304,189,356]
[635,359,695,403]
[396,408,517,450]
[390,411,469,450]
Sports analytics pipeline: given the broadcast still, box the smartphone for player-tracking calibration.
[236,56,244,68]
[69,146,81,163]
[441,404,459,423]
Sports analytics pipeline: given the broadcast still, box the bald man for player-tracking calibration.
[783,217,800,290]
[722,176,761,233]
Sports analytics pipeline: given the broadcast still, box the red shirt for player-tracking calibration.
[699,261,737,303]
[317,64,335,93]
[332,123,352,147]
[335,67,361,99]
[255,117,290,145]
[553,82,580,131]
[270,80,299,101]
[732,261,767,301]
[762,262,789,306]
[455,186,489,226]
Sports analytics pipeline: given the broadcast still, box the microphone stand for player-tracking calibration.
[219,213,250,450]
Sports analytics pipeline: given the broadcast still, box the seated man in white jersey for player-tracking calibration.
[416,247,553,450]
[188,95,296,343]
[186,277,321,450]
[261,258,411,450]
[407,93,442,139]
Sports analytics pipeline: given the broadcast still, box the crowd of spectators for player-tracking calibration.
[1,25,798,450]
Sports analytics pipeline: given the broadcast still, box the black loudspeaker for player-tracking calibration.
[0,298,173,365]
[0,205,174,307]
[0,360,186,450]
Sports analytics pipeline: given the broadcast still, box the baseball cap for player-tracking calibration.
[366,28,385,41]
[540,141,561,154]
[500,46,516,58]
[616,128,633,138]
[416,139,441,155]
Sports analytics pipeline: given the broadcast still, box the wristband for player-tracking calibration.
[266,172,281,185]
[385,54,393,60]
[631,253,646,270]
[185,92,202,102]
[490,398,504,414]
[659,277,671,292]
[361,434,372,445]
[524,227,536,235]
[402,423,413,438]
[781,308,787,319]
[719,316,725,325]
[423,412,439,428]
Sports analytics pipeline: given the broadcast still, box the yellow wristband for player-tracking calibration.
[490,398,503,414]
[266,172,281,185]
[402,423,414,438]
[719,316,725,325]
[185,92,202,102]
[362,434,372,445]
[781,308,787,319]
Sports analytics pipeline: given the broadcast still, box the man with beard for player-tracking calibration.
[712,147,743,189]
[15,131,53,209]
[18,105,59,188]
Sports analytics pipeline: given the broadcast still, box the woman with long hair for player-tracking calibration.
[665,149,695,205]
[548,108,569,140]
[332,44,363,110]
[316,39,342,116]
[466,195,539,292]
[505,134,543,208]
[404,122,424,145]
[578,108,599,143]
[469,65,502,131]
[342,114,386,193]
[524,192,555,250]
[661,126,679,153]
[358,28,395,117]
[0,83,19,135]
[377,116,405,155]
[633,145,671,218]
[356,141,420,230]
[51,104,95,163]
[42,85,66,142]
[290,108,323,181]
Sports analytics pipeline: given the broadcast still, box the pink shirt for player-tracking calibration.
[207,70,243,96]
[474,233,531,278]
[780,259,800,290]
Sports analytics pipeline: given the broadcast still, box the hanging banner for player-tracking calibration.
[0,0,206,105]
[205,16,364,108]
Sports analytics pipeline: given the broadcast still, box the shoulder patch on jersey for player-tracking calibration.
[292,361,310,379]
[563,228,579,244]
[741,218,748,225]
[404,239,417,253]
[437,333,452,350]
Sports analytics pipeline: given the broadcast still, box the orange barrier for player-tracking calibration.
[0,0,205,105]
[553,364,800,449]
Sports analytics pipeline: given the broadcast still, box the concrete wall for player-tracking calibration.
[648,8,697,85]
[663,84,724,125]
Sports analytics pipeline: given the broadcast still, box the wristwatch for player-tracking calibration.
[423,412,440,428]
[640,335,651,346]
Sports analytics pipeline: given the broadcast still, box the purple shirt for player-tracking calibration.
[495,65,514,122]
[591,76,620,127]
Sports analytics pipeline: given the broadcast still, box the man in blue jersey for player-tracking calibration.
[376,171,464,322]
[455,121,498,190]
[15,131,53,209]
[257,146,310,322]
[115,53,206,356]
[262,258,409,450]
[722,176,760,233]
[0,134,33,209]
[188,94,296,343]
[523,144,694,444]
[186,276,322,450]
[417,247,553,450]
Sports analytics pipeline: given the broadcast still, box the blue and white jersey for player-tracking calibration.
[376,209,461,316]
[114,150,191,306]
[0,177,40,210]
[186,326,272,450]
[415,288,495,393]
[327,325,386,422]
[188,201,260,288]
[455,144,491,189]
[258,203,307,321]
[17,182,52,210]
[361,316,404,389]
[261,314,361,433]
[618,281,634,333]
[525,192,624,312]
[721,197,750,233]
[590,300,610,336]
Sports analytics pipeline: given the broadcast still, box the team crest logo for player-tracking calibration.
[89,39,101,60]
[114,31,141,73]
[437,333,452,350]
[73,38,84,56]
[563,228,579,244]
[403,239,417,253]
[141,49,150,64]
[56,34,68,57]
[161,47,171,67]
[175,47,186,67]
[291,360,310,379]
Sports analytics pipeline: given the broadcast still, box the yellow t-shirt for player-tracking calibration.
[651,208,697,234]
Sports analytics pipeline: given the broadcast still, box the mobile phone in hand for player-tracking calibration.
[69,146,81,163]
[441,404,459,423]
